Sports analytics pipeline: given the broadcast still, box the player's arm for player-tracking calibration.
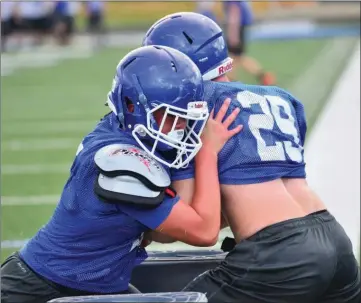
[155,147,221,246]
[143,178,195,244]
[147,180,229,244]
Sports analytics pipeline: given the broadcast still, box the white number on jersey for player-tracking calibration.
[237,91,303,163]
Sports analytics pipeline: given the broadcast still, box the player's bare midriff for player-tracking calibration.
[221,178,327,243]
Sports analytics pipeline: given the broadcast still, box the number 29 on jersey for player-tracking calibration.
[237,91,303,163]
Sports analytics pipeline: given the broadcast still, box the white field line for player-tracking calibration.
[1,43,94,77]
[1,164,70,175]
[2,239,30,249]
[1,195,60,206]
[2,121,97,136]
[2,138,80,151]
[1,33,141,77]
[305,41,360,256]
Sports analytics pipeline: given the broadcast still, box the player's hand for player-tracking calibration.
[201,98,242,154]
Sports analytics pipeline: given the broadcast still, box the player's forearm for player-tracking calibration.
[146,231,176,244]
[191,146,221,237]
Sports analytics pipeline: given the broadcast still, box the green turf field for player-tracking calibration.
[1,37,358,262]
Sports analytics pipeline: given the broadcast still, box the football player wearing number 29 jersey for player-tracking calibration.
[143,12,360,303]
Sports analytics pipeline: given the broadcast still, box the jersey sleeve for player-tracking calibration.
[115,194,180,230]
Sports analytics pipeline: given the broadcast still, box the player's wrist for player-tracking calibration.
[196,144,218,160]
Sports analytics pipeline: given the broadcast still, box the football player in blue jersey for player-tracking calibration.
[0,45,242,303]
[142,12,361,303]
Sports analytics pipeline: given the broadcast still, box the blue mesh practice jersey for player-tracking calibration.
[20,114,180,293]
[172,81,307,184]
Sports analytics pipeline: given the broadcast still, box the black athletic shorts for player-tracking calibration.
[2,17,24,36]
[24,17,51,33]
[227,25,247,56]
[1,252,132,303]
[183,210,361,303]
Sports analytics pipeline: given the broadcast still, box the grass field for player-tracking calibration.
[1,37,358,262]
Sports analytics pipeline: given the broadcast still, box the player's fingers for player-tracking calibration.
[214,98,231,123]
[226,125,243,139]
[223,107,240,129]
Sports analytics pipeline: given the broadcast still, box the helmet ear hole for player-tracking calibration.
[125,97,135,113]
[182,31,193,44]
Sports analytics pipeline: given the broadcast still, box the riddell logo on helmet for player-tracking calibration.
[218,62,233,75]
[188,101,207,111]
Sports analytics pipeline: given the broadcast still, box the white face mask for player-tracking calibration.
[132,102,209,169]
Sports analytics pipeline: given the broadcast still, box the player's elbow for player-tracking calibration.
[205,234,219,246]
[192,227,219,247]
[198,235,218,247]
[186,217,221,246]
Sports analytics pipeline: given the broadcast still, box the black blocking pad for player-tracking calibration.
[48,292,207,302]
[130,250,227,293]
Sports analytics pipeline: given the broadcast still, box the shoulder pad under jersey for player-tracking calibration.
[94,144,172,208]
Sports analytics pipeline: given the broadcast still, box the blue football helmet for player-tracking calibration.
[107,45,208,169]
[142,12,233,81]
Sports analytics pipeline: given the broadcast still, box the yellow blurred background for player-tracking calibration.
[78,1,317,29]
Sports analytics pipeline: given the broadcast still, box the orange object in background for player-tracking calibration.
[251,2,270,13]
[276,1,317,8]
